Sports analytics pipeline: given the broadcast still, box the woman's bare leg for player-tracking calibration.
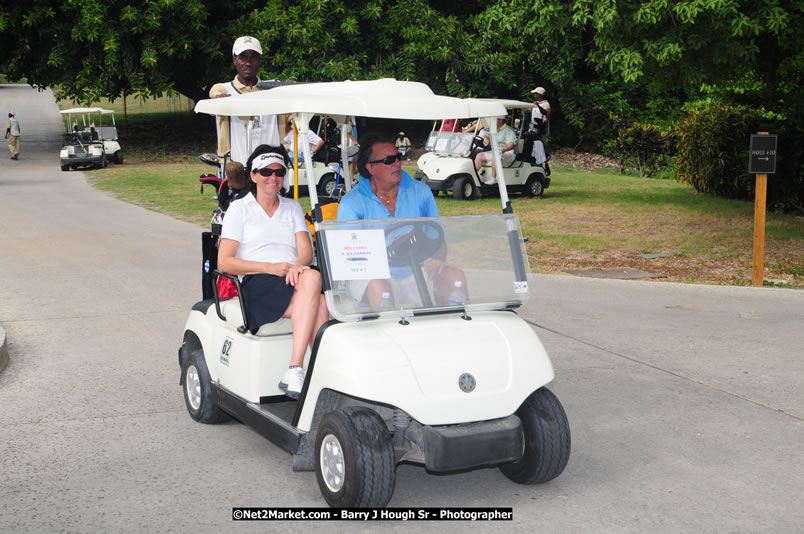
[283,269,323,367]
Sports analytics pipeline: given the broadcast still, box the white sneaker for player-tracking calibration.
[486,178,497,185]
[279,366,305,398]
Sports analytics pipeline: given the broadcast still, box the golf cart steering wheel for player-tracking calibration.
[385,220,445,267]
[385,220,446,308]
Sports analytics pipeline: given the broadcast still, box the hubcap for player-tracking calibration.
[186,364,201,411]
[320,434,345,493]
[324,180,335,196]
[463,182,472,197]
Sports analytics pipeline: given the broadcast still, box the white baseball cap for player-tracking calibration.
[531,87,546,95]
[8,110,14,116]
[233,36,262,56]
[251,152,286,171]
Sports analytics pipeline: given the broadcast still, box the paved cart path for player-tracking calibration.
[1,84,802,533]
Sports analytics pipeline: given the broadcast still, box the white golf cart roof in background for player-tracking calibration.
[59,108,116,115]
[471,98,535,111]
[194,79,507,121]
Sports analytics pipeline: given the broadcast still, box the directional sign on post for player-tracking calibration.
[749,134,777,174]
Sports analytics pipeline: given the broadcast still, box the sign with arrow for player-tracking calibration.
[749,134,777,174]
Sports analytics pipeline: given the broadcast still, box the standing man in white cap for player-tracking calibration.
[529,87,551,172]
[530,86,551,135]
[530,87,551,132]
[5,111,21,160]
[209,36,280,167]
[395,131,411,159]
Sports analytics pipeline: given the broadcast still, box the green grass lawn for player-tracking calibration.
[90,159,804,288]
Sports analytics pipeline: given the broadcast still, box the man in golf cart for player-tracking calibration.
[337,132,466,311]
[473,115,517,185]
[283,118,324,163]
[209,36,280,167]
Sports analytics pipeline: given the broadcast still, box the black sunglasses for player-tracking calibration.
[368,153,403,165]
[255,167,287,177]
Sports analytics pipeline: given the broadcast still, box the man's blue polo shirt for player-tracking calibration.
[336,170,438,221]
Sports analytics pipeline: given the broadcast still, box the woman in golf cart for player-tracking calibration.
[217,144,329,398]
[337,132,466,311]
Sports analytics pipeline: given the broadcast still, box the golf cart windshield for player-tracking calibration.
[425,127,476,157]
[319,214,530,322]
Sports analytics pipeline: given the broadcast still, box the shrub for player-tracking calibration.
[672,104,761,199]
[604,119,669,177]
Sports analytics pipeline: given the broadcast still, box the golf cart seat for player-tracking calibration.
[219,298,294,337]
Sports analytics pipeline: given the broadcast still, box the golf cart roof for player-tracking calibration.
[194,79,507,120]
[473,98,535,110]
[59,108,115,115]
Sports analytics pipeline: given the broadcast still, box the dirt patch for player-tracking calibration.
[550,148,621,171]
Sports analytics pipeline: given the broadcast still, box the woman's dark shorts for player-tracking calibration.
[240,274,294,334]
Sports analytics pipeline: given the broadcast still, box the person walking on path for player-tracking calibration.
[5,111,20,160]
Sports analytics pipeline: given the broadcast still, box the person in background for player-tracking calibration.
[530,86,551,135]
[217,145,329,398]
[283,119,324,163]
[209,36,279,166]
[473,116,516,185]
[5,111,21,160]
[395,131,412,159]
[225,161,247,196]
[529,87,551,173]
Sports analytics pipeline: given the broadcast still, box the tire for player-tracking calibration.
[182,348,231,424]
[500,387,570,484]
[61,164,70,171]
[315,407,396,507]
[318,175,336,198]
[452,176,474,201]
[114,151,124,164]
[432,189,439,197]
[525,174,546,198]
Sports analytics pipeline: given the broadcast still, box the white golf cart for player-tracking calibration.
[180,79,570,507]
[59,108,123,171]
[283,118,359,199]
[415,100,550,199]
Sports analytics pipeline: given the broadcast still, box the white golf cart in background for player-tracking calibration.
[181,79,570,507]
[59,108,123,170]
[283,116,359,199]
[415,100,550,199]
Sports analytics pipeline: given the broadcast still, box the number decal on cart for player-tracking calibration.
[220,337,233,366]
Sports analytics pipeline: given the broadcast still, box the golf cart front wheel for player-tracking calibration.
[315,407,396,507]
[500,387,570,484]
[182,348,231,424]
[114,151,124,164]
[61,164,70,171]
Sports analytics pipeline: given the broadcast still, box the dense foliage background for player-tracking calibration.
[1,0,801,209]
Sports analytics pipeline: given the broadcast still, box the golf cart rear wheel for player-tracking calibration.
[453,176,474,200]
[500,387,570,484]
[182,348,231,424]
[61,164,70,171]
[114,151,124,164]
[318,175,336,198]
[315,407,396,507]
[525,174,545,198]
